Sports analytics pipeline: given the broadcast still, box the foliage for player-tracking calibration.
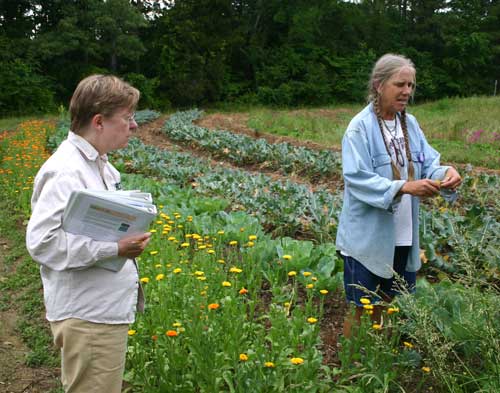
[134,109,162,125]
[163,110,342,180]
[1,1,499,111]
[112,138,342,242]
[0,119,60,370]
[0,57,55,116]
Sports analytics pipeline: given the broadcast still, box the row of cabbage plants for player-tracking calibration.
[162,110,342,180]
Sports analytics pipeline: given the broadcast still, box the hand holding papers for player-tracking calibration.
[62,189,156,271]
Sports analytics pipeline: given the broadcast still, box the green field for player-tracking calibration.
[245,96,500,169]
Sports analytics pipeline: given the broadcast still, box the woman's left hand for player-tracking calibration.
[440,167,462,190]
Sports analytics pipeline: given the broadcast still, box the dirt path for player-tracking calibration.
[0,238,60,393]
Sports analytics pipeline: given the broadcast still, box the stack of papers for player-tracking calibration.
[62,189,157,271]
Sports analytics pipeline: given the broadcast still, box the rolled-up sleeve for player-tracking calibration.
[342,128,406,211]
[26,172,118,271]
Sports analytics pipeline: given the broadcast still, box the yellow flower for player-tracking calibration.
[229,240,238,246]
[173,268,182,274]
[283,254,292,260]
[197,276,207,281]
[149,229,157,233]
[306,283,314,289]
[128,329,136,336]
[217,259,225,264]
[149,250,159,255]
[372,324,382,330]
[194,271,204,276]
[290,357,304,365]
[248,235,257,241]
[320,290,328,295]
[207,249,215,254]
[168,236,176,241]
[229,267,242,273]
[217,230,225,235]
[198,244,207,250]
[363,304,374,310]
[185,234,193,238]
[302,271,312,277]
[172,322,182,327]
[422,366,431,373]
[311,276,317,281]
[156,274,165,281]
[264,361,275,368]
[192,234,202,240]
[403,341,414,349]
[140,277,150,284]
[222,281,232,287]
[387,307,400,314]
[246,241,255,247]
[288,271,297,277]
[155,264,162,268]
[239,353,248,362]
[181,242,190,248]
[307,317,318,324]
[360,298,371,305]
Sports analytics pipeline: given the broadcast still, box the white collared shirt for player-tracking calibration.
[26,131,141,324]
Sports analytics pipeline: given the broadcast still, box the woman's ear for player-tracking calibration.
[374,81,382,95]
[91,114,104,131]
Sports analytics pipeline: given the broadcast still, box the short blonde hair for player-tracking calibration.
[367,54,416,102]
[69,74,140,134]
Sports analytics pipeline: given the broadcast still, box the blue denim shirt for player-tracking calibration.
[336,103,449,278]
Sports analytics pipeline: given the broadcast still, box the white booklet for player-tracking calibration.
[62,189,157,271]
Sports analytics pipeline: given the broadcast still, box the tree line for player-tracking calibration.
[1,0,499,116]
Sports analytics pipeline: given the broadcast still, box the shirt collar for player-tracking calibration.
[68,131,108,162]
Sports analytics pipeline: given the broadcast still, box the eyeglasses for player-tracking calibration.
[124,113,136,123]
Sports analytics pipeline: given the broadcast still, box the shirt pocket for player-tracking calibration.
[372,153,392,178]
[410,150,423,179]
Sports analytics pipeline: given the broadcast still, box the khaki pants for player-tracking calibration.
[50,318,129,393]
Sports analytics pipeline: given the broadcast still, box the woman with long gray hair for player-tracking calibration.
[336,53,461,337]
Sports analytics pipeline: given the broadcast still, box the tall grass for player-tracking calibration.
[245,96,500,168]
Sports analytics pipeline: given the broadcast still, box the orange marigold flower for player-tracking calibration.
[166,330,178,337]
[208,303,220,310]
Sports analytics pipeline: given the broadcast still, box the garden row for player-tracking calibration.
[162,110,342,181]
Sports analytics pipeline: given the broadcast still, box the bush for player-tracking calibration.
[0,59,55,116]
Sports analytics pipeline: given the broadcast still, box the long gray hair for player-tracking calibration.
[369,54,416,181]
[367,53,416,102]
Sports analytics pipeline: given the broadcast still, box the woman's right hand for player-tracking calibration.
[400,179,441,197]
[118,232,152,258]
